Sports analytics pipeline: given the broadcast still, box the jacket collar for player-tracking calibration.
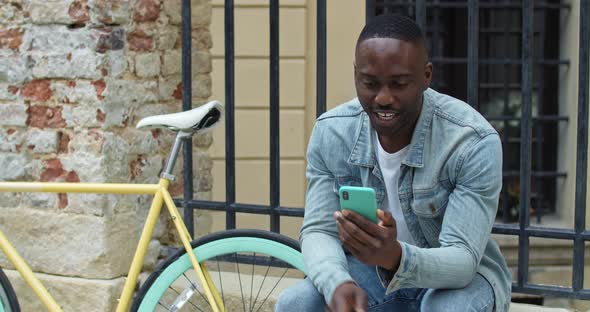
[347,89,434,169]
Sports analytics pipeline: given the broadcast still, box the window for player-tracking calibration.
[370,0,568,223]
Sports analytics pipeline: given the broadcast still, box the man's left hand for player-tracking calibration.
[334,209,402,271]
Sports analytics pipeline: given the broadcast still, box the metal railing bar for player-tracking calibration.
[177,199,305,217]
[511,284,590,300]
[317,0,327,117]
[224,0,236,229]
[467,0,479,108]
[377,1,570,10]
[269,0,280,233]
[573,0,589,291]
[502,171,566,178]
[181,0,194,237]
[415,0,426,31]
[431,57,569,66]
[517,0,534,288]
[486,115,569,122]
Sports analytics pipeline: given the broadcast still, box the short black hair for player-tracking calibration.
[357,14,425,47]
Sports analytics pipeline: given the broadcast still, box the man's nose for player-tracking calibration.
[374,86,394,106]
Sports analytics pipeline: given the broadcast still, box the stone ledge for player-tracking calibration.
[3,268,125,312]
[510,303,573,311]
[0,207,142,278]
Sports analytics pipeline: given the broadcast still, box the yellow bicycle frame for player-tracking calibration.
[0,179,225,312]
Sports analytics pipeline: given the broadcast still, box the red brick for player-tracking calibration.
[66,81,76,88]
[92,80,106,100]
[22,80,52,102]
[65,171,80,183]
[6,129,15,135]
[40,159,66,182]
[58,193,68,209]
[58,132,70,153]
[127,29,153,51]
[27,106,66,128]
[96,109,105,123]
[68,0,90,24]
[134,0,160,22]
[0,28,23,50]
[172,82,182,100]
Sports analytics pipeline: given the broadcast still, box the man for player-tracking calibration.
[276,14,511,312]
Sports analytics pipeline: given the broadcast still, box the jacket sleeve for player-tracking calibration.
[383,134,503,293]
[300,122,354,304]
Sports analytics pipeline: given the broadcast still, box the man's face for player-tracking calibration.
[354,37,432,142]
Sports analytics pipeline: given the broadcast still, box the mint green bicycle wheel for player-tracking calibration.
[0,268,19,312]
[132,229,305,312]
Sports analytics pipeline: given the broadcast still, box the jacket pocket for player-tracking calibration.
[410,187,449,218]
[333,176,363,193]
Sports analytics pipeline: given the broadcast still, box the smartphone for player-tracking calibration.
[338,186,378,223]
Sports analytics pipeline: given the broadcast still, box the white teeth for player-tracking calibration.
[376,112,396,120]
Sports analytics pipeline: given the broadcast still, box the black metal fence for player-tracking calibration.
[178,0,590,302]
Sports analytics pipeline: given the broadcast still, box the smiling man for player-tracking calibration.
[276,14,511,312]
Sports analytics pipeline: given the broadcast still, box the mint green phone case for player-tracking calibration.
[338,186,378,223]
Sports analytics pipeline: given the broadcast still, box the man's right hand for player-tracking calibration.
[328,282,368,312]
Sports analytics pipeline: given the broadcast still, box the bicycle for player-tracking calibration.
[0,100,306,312]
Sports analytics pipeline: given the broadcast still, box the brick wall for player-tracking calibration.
[0,0,213,310]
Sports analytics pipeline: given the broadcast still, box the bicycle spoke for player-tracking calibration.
[249,252,256,312]
[234,252,247,312]
[181,272,208,306]
[157,301,171,311]
[168,283,204,312]
[255,261,290,312]
[216,256,226,308]
[250,258,272,311]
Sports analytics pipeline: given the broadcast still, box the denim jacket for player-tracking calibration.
[300,88,512,312]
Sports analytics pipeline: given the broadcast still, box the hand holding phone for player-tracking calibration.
[338,186,378,223]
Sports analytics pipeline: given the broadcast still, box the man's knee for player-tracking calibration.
[420,274,494,312]
[275,278,325,312]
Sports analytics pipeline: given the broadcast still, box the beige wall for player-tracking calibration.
[209,1,365,239]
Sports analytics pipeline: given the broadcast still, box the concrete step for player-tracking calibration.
[510,303,573,311]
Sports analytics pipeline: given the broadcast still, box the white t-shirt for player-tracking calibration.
[375,133,415,245]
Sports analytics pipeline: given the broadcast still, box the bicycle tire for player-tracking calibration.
[0,268,19,312]
[132,229,305,312]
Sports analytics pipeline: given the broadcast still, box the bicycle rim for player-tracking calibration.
[133,229,305,312]
[0,268,19,312]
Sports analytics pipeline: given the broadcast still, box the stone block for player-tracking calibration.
[68,130,105,154]
[89,0,131,25]
[0,128,24,152]
[27,0,75,25]
[163,0,211,26]
[0,84,19,101]
[157,26,179,50]
[162,50,211,76]
[62,105,104,128]
[21,192,58,209]
[105,50,128,78]
[0,53,27,83]
[29,50,106,79]
[192,74,211,98]
[0,103,27,126]
[0,2,26,25]
[24,25,97,52]
[60,152,106,182]
[3,269,125,312]
[0,208,142,279]
[103,79,159,106]
[142,239,162,271]
[25,129,59,153]
[0,153,26,180]
[52,80,100,105]
[135,53,160,78]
